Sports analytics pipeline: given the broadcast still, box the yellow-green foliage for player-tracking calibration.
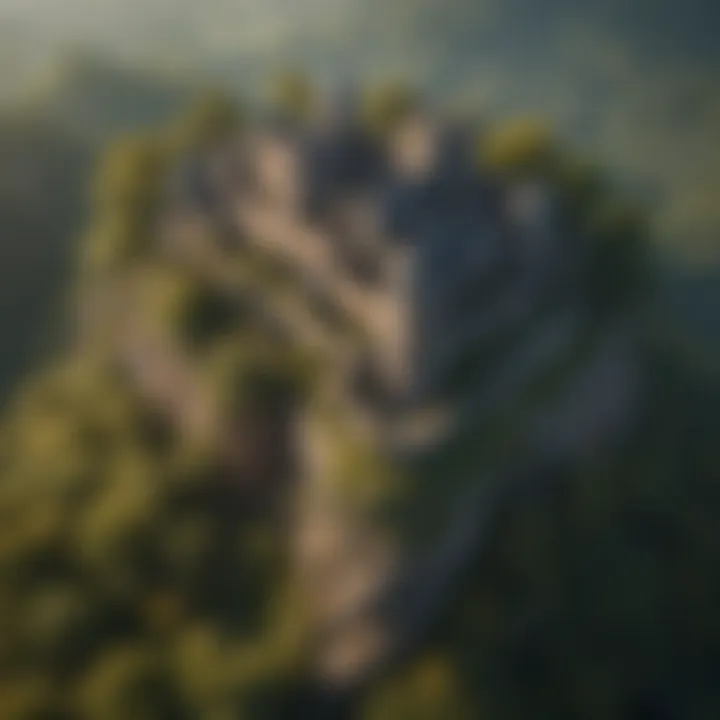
[362,82,420,135]
[81,213,149,272]
[138,266,239,349]
[83,132,170,271]
[479,116,648,316]
[322,419,407,524]
[76,644,177,720]
[0,97,316,718]
[1,88,717,720]
[480,117,557,177]
[93,132,170,220]
[364,653,474,720]
[205,338,316,421]
[83,93,240,273]
[271,70,317,123]
[0,354,309,717]
[167,91,241,154]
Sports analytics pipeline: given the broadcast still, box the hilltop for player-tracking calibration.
[1,0,719,257]
[0,56,202,404]
[0,90,717,718]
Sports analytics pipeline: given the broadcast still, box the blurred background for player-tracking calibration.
[0,2,718,719]
[0,0,719,402]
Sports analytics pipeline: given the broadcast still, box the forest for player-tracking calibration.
[0,79,717,718]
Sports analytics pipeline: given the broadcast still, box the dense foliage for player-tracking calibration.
[365,356,720,720]
[0,357,312,718]
[0,96,717,720]
[0,58,203,406]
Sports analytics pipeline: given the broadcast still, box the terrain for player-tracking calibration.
[0,92,717,719]
[1,0,719,401]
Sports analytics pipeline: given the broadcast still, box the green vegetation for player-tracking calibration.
[83,92,240,274]
[362,364,720,720]
[0,103,313,715]
[0,81,717,719]
[82,133,170,272]
[480,118,557,178]
[362,82,420,136]
[0,57,200,405]
[167,91,241,154]
[138,266,242,351]
[365,654,473,720]
[271,71,317,123]
[478,119,649,318]
[0,356,311,718]
[1,0,719,410]
[205,337,316,420]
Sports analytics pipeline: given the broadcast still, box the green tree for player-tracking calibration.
[168,91,241,154]
[479,118,557,178]
[362,81,420,135]
[271,70,317,123]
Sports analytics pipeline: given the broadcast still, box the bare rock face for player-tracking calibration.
[150,104,643,692]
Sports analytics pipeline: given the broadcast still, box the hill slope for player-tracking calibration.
[1,0,718,257]
[0,57,200,404]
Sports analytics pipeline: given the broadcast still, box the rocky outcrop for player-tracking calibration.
[143,100,643,693]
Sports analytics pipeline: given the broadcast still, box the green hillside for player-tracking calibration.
[1,0,718,401]
[0,57,199,405]
[0,93,717,719]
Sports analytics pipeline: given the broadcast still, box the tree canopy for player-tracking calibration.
[0,89,718,719]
